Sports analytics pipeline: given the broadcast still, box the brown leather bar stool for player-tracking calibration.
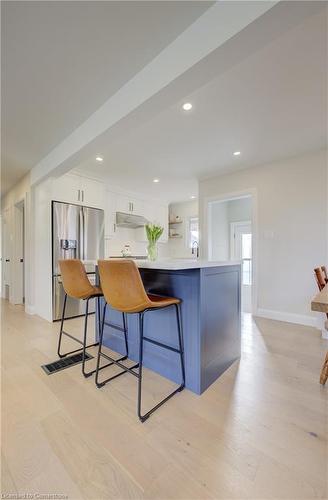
[96,259,185,422]
[58,259,128,378]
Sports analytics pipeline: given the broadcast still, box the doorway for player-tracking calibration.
[207,194,255,313]
[12,200,25,305]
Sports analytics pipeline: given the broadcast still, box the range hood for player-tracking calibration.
[116,211,149,228]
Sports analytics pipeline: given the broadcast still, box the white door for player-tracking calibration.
[231,221,252,313]
[2,209,11,298]
[12,202,24,305]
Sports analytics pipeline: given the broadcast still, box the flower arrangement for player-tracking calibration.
[145,223,164,261]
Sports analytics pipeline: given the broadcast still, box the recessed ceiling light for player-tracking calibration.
[182,102,193,111]
[191,195,196,199]
[153,178,160,183]
[233,151,241,156]
[96,156,103,162]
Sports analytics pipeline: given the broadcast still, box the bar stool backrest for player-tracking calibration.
[321,266,328,282]
[314,267,326,291]
[59,259,96,299]
[98,259,150,313]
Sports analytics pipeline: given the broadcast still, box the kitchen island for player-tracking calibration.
[96,260,241,394]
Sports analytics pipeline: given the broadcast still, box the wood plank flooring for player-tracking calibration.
[1,299,327,499]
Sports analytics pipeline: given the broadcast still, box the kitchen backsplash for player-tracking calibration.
[105,237,169,258]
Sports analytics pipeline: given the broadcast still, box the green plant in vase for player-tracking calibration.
[145,223,164,261]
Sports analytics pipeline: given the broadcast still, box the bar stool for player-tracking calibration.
[58,259,128,378]
[96,259,185,422]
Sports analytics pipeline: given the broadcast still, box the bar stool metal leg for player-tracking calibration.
[57,293,99,359]
[137,305,185,423]
[175,303,185,389]
[95,304,138,387]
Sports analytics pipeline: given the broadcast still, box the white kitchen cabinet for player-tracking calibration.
[104,191,117,239]
[52,174,105,209]
[52,174,81,204]
[116,194,143,215]
[80,177,105,209]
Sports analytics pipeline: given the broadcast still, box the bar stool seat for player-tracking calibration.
[147,294,180,307]
[96,259,185,422]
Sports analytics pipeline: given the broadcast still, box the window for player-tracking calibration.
[188,217,199,249]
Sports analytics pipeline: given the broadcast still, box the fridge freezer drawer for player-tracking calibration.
[53,275,96,321]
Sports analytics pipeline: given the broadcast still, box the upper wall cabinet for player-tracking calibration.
[116,194,144,215]
[52,174,105,209]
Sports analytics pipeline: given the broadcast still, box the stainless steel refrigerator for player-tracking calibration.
[52,201,104,321]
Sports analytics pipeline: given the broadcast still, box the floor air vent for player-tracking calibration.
[41,352,93,375]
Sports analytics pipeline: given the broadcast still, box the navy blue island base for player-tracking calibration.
[95,261,241,395]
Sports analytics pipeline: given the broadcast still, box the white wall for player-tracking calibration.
[209,201,229,261]
[168,200,198,258]
[200,149,327,326]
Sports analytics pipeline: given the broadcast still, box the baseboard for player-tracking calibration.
[25,304,36,315]
[255,308,319,329]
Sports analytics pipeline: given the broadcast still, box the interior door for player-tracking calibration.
[2,211,11,300]
[231,221,252,313]
[12,203,24,304]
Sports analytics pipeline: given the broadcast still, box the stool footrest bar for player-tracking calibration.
[97,362,139,387]
[103,321,126,333]
[99,352,139,378]
[143,336,181,353]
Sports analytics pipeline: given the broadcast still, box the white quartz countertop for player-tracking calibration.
[86,259,241,271]
[135,259,241,270]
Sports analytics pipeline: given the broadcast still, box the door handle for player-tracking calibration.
[20,258,24,263]
[5,259,10,262]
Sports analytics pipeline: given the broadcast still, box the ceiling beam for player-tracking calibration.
[30,1,278,186]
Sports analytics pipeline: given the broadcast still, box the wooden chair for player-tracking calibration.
[314,267,326,291]
[313,267,328,385]
[321,266,328,284]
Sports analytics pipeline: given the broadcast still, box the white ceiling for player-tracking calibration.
[75,3,327,203]
[2,1,327,204]
[1,0,212,194]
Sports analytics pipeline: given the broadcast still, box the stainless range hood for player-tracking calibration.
[116,211,149,228]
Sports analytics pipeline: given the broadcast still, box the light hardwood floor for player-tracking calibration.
[1,299,327,499]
